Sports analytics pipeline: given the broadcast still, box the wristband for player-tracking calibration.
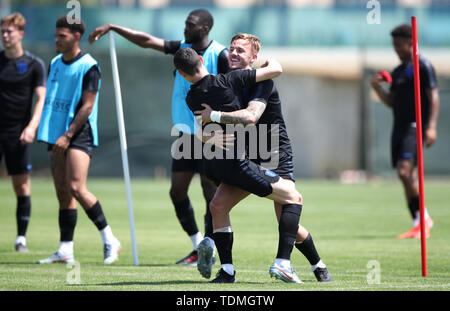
[210,110,221,123]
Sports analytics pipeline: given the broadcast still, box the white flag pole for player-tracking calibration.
[108,32,139,266]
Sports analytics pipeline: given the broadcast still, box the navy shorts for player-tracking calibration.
[171,132,204,174]
[391,125,420,168]
[47,121,95,157]
[254,150,295,182]
[0,136,32,175]
[204,157,280,197]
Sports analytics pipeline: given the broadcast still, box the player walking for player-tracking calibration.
[371,24,439,239]
[0,13,46,253]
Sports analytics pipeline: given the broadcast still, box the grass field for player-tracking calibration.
[0,177,449,291]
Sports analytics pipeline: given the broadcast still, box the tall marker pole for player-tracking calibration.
[411,16,427,277]
[109,32,139,266]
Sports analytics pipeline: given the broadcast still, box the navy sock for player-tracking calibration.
[408,196,420,221]
[276,204,302,259]
[85,201,108,231]
[213,232,233,265]
[59,209,77,242]
[174,197,199,236]
[16,196,31,236]
[295,233,321,266]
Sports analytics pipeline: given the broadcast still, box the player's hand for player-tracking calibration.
[205,130,235,151]
[425,127,437,147]
[19,126,36,145]
[89,24,111,44]
[371,73,383,88]
[52,134,71,157]
[194,103,212,125]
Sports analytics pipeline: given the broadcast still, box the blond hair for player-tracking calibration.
[231,33,261,53]
[1,12,26,31]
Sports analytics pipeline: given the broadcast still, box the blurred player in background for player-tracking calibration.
[36,16,121,264]
[0,12,46,253]
[371,24,440,239]
[89,9,229,265]
[195,33,331,282]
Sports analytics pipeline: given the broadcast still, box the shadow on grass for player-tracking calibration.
[69,280,265,287]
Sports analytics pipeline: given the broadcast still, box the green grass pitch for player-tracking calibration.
[0,177,449,291]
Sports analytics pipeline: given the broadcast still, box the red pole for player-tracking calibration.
[411,16,427,277]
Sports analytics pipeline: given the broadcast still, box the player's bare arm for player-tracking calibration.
[193,115,235,150]
[371,72,392,107]
[52,90,97,156]
[254,59,282,83]
[19,86,46,145]
[89,24,165,52]
[425,87,440,147]
[194,101,266,126]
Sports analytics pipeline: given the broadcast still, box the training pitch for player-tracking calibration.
[0,177,449,291]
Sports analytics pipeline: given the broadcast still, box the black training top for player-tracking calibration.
[390,55,437,132]
[0,50,46,137]
[164,40,230,75]
[186,69,257,119]
[244,80,293,158]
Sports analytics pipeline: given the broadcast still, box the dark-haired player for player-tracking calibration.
[174,46,303,283]
[89,9,229,265]
[1,12,46,253]
[37,16,121,264]
[195,33,331,282]
[371,24,439,239]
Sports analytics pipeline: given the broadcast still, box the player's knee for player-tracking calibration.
[397,166,411,181]
[200,178,216,201]
[68,182,86,200]
[209,197,227,217]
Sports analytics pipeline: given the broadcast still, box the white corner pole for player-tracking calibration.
[109,32,139,266]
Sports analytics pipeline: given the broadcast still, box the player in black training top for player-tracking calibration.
[371,24,440,239]
[195,33,331,282]
[0,13,46,253]
[174,46,305,284]
[89,9,230,266]
[197,33,332,281]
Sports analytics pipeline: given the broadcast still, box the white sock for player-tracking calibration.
[311,259,327,272]
[190,232,203,250]
[58,241,73,255]
[100,225,116,245]
[15,235,26,246]
[222,264,234,276]
[275,258,291,269]
[413,209,430,227]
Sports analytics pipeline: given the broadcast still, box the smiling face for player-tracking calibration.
[1,22,23,50]
[228,38,258,70]
[54,27,79,54]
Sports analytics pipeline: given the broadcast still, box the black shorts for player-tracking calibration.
[391,125,419,168]
[47,121,95,157]
[204,158,280,197]
[171,132,204,174]
[0,136,32,175]
[254,150,295,182]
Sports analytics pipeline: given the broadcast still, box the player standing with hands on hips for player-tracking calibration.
[0,12,46,253]
[371,24,440,239]
[88,9,230,265]
[36,16,121,264]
